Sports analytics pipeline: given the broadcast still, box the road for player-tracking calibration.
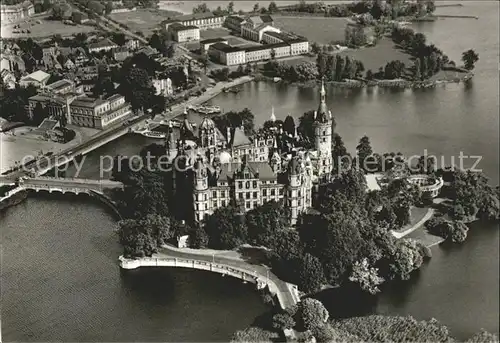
[3,75,254,180]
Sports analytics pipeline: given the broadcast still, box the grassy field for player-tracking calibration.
[272,15,349,44]
[199,27,232,40]
[109,9,181,35]
[1,18,96,39]
[338,38,414,72]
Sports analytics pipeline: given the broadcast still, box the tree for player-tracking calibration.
[413,58,422,80]
[149,33,162,51]
[227,1,234,13]
[387,239,424,280]
[466,330,499,343]
[316,52,327,75]
[189,225,209,248]
[270,48,276,60]
[192,3,209,13]
[118,214,173,257]
[356,135,373,172]
[462,49,479,70]
[104,1,113,14]
[332,133,350,174]
[246,200,290,248]
[298,253,326,293]
[297,298,329,332]
[272,312,296,330]
[268,1,278,13]
[283,115,296,136]
[231,327,272,343]
[310,42,321,55]
[349,258,384,294]
[205,206,248,249]
[253,3,259,12]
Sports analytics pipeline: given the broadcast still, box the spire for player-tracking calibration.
[270,106,276,122]
[316,77,330,123]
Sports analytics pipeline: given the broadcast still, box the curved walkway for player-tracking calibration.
[391,207,435,239]
[119,245,299,310]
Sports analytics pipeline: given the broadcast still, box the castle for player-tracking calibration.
[165,79,335,225]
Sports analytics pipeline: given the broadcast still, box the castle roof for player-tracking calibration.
[315,78,331,123]
[230,127,251,147]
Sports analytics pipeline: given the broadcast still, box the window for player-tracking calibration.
[263,189,267,196]
[212,191,217,198]
[239,193,243,199]
[246,202,250,209]
[279,188,284,195]
[246,192,250,199]
[245,181,250,188]
[253,191,257,199]
[220,190,225,198]
[252,181,257,188]
[222,200,226,207]
[204,194,207,201]
[271,189,276,196]
[238,181,243,188]
[213,201,217,208]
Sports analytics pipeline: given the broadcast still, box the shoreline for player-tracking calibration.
[259,72,473,90]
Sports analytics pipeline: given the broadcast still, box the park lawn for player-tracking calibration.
[1,18,96,39]
[338,37,414,73]
[272,15,349,44]
[109,9,181,35]
[395,206,432,234]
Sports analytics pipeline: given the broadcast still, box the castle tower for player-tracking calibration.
[193,156,210,222]
[199,117,217,152]
[165,121,177,158]
[270,136,281,173]
[313,77,334,183]
[286,155,305,226]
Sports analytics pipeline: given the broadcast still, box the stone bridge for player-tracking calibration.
[18,176,123,195]
[119,250,300,311]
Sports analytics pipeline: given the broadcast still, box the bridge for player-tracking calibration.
[119,244,300,311]
[18,176,123,195]
[3,76,253,180]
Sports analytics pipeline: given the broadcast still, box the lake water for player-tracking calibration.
[1,2,498,341]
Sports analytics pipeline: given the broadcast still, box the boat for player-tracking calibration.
[223,87,241,94]
[191,105,221,115]
[141,130,167,139]
[132,127,166,139]
[273,77,282,83]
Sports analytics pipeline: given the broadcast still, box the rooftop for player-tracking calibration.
[246,15,273,25]
[209,42,242,53]
[89,38,118,50]
[244,42,289,53]
[21,70,50,83]
[169,22,199,31]
[46,79,73,91]
[200,37,228,45]
[71,96,107,109]
[163,11,224,24]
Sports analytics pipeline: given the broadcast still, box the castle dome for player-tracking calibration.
[288,156,303,175]
[200,116,216,130]
[218,151,232,164]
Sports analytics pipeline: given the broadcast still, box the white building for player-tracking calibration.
[19,70,51,88]
[1,1,34,24]
[241,15,278,42]
[168,23,200,43]
[88,38,119,53]
[164,12,225,31]
[200,38,228,54]
[208,42,245,66]
[153,78,173,96]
